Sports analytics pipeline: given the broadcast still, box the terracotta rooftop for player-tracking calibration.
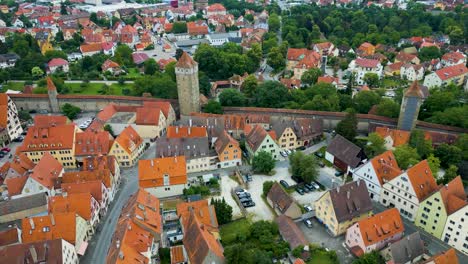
[30,153,63,190]
[369,150,402,185]
[176,52,197,69]
[355,58,380,68]
[139,156,187,188]
[49,192,95,221]
[177,200,219,231]
[82,155,118,176]
[357,208,404,246]
[18,124,76,152]
[142,101,173,120]
[114,126,143,155]
[170,245,187,264]
[406,160,438,202]
[166,126,207,138]
[33,115,69,128]
[62,169,113,189]
[135,106,161,126]
[439,176,467,215]
[214,130,238,156]
[74,130,113,156]
[245,124,269,152]
[46,77,57,91]
[267,183,295,214]
[61,180,106,203]
[404,81,425,98]
[48,58,68,67]
[276,215,308,249]
[441,51,465,64]
[0,239,67,263]
[375,127,410,147]
[422,248,459,264]
[22,212,78,245]
[0,227,20,247]
[435,64,468,80]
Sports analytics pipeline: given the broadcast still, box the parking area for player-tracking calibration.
[212,174,243,220]
[298,218,354,264]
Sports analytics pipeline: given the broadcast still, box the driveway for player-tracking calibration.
[211,174,243,220]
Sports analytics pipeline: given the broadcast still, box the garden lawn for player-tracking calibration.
[66,83,133,96]
[125,68,142,79]
[3,81,25,91]
[220,218,251,245]
[309,251,337,264]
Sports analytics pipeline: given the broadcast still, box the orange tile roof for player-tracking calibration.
[375,127,410,147]
[74,130,113,156]
[142,101,173,120]
[46,77,57,91]
[0,227,20,247]
[435,64,468,80]
[62,169,112,188]
[18,124,76,152]
[370,150,402,185]
[2,153,35,177]
[406,160,438,201]
[22,213,77,245]
[176,52,197,68]
[139,156,187,188]
[102,59,120,71]
[439,176,467,215]
[404,81,425,98]
[61,180,105,202]
[114,126,143,155]
[166,126,207,138]
[30,152,63,189]
[171,245,187,264]
[177,200,219,230]
[294,259,306,264]
[135,107,160,126]
[80,43,102,53]
[82,155,118,176]
[33,115,69,128]
[246,125,269,152]
[357,208,404,246]
[0,93,9,127]
[4,175,28,196]
[49,193,94,221]
[429,248,459,264]
[214,130,238,156]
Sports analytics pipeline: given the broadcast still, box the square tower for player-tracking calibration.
[397,81,424,131]
[176,52,200,117]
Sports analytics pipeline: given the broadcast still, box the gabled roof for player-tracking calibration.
[404,81,425,98]
[30,153,63,190]
[102,59,120,71]
[155,137,211,160]
[48,58,68,67]
[170,245,187,264]
[61,180,105,202]
[245,124,270,152]
[62,169,113,189]
[439,176,467,215]
[22,213,78,245]
[135,107,161,126]
[49,193,94,221]
[142,101,173,120]
[375,127,410,147]
[276,215,308,249]
[139,156,187,188]
[369,151,402,185]
[33,115,69,128]
[405,160,438,202]
[0,227,20,247]
[435,64,468,80]
[0,192,47,216]
[357,208,404,246]
[82,155,118,176]
[267,183,295,213]
[421,248,459,264]
[0,239,66,263]
[177,199,218,230]
[355,58,380,68]
[166,126,207,138]
[214,130,238,155]
[328,180,373,222]
[326,134,364,169]
[183,210,224,264]
[114,126,143,155]
[387,232,425,264]
[74,130,113,156]
[441,51,465,63]
[176,52,197,68]
[18,124,76,152]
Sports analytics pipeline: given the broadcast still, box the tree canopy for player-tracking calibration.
[252,151,276,174]
[289,152,319,183]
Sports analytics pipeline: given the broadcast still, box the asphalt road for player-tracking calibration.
[80,143,156,264]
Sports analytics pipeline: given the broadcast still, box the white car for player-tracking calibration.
[280,150,287,157]
[286,149,292,155]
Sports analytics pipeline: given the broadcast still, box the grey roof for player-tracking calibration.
[388,232,425,264]
[0,193,47,216]
[328,180,373,223]
[326,134,364,168]
[267,183,294,214]
[155,136,214,160]
[228,37,242,44]
[175,39,210,47]
[271,118,322,141]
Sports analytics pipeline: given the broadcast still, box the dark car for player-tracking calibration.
[297,146,306,151]
[239,197,252,203]
[0,153,4,158]
[13,136,24,142]
[335,170,344,176]
[280,180,289,189]
[304,183,314,191]
[242,201,256,207]
[314,152,324,158]
[291,175,304,183]
[295,187,305,195]
[238,192,251,199]
[302,185,311,192]
[319,161,325,168]
[246,173,253,182]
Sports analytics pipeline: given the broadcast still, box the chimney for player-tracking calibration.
[188,126,191,135]
[176,126,179,134]
[50,214,55,226]
[347,191,350,200]
[29,218,35,230]
[189,119,192,127]
[150,160,154,167]
[29,246,38,263]
[116,239,120,248]
[336,187,340,193]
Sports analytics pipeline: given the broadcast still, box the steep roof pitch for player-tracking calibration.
[357,208,404,246]
[267,183,294,213]
[33,115,69,128]
[439,176,467,215]
[49,193,94,221]
[61,180,105,202]
[183,211,224,264]
[404,81,425,98]
[421,248,459,264]
[388,232,425,264]
[48,58,68,67]
[214,130,238,155]
[166,126,207,138]
[326,134,364,168]
[142,101,173,120]
[275,215,308,249]
[405,160,438,201]
[375,127,410,147]
[82,155,118,176]
[135,107,161,126]
[170,245,187,264]
[435,64,468,80]
[75,130,113,156]
[114,126,143,155]
[177,200,219,230]
[62,169,113,189]
[329,180,373,222]
[355,58,379,68]
[245,124,269,152]
[18,124,76,152]
[30,153,63,190]
[0,239,65,263]
[22,213,77,245]
[138,156,187,188]
[369,150,402,185]
[176,52,197,68]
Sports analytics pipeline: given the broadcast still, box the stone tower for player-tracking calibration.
[47,77,59,113]
[397,81,424,131]
[176,52,200,117]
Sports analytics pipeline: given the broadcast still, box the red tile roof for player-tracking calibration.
[114,126,143,155]
[18,124,76,152]
[22,213,78,245]
[62,169,113,189]
[207,3,226,12]
[357,208,404,246]
[439,176,467,215]
[171,245,187,264]
[139,156,187,188]
[0,228,20,247]
[135,107,161,126]
[355,58,380,68]
[406,160,438,201]
[61,180,105,202]
[48,58,68,67]
[74,130,113,156]
[441,52,465,64]
[49,192,95,221]
[30,153,63,189]
[435,64,468,80]
[33,115,69,128]
[370,150,402,186]
[176,52,197,68]
[166,126,207,138]
[177,200,219,230]
[374,127,410,147]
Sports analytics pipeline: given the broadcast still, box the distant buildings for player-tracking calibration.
[0,93,23,142]
[347,58,383,85]
[423,64,468,89]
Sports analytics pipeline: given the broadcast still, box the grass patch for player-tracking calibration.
[66,82,132,95]
[309,251,337,264]
[161,199,182,210]
[125,68,143,78]
[2,81,25,91]
[220,218,251,245]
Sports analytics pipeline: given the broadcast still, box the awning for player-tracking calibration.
[77,241,88,256]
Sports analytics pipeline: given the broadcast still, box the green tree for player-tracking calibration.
[434,144,462,168]
[254,81,291,108]
[438,165,459,185]
[375,98,400,118]
[104,124,115,137]
[211,198,232,225]
[31,66,44,79]
[427,154,441,176]
[172,22,187,33]
[219,89,246,106]
[203,100,223,114]
[241,74,258,97]
[252,151,275,174]
[353,251,385,264]
[419,46,441,62]
[44,50,68,61]
[455,134,468,160]
[353,91,381,113]
[144,58,159,75]
[289,152,319,183]
[365,133,386,157]
[133,74,177,99]
[301,68,322,86]
[61,103,81,120]
[18,110,32,121]
[268,13,281,32]
[409,130,433,158]
[363,73,380,88]
[336,109,358,142]
[262,181,276,197]
[267,47,285,72]
[394,145,421,169]
[114,45,134,68]
[164,61,176,81]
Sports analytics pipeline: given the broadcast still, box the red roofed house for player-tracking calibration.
[317,75,339,87]
[441,51,466,67]
[348,58,383,85]
[101,59,123,75]
[109,126,145,167]
[245,124,281,161]
[214,130,242,168]
[374,127,410,149]
[206,3,227,16]
[286,48,321,79]
[120,25,139,46]
[400,63,425,81]
[357,42,375,56]
[20,153,63,197]
[134,105,167,139]
[138,156,188,198]
[47,58,69,73]
[423,64,468,88]
[312,42,338,57]
[187,21,208,37]
[345,208,404,256]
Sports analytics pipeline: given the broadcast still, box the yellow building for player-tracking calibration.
[109,126,145,167]
[271,118,323,150]
[39,41,54,55]
[17,123,79,168]
[315,180,373,236]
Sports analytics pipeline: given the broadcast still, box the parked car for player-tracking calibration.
[295,187,305,195]
[246,173,253,182]
[314,152,324,158]
[302,185,311,193]
[242,201,256,207]
[297,146,306,151]
[0,153,4,158]
[304,183,314,191]
[335,170,344,176]
[13,136,24,142]
[239,197,252,203]
[238,192,251,199]
[1,147,11,152]
[304,205,313,212]
[286,149,292,155]
[311,181,320,190]
[280,150,288,157]
[235,188,246,195]
[280,180,289,189]
[319,161,325,168]
[304,218,313,228]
